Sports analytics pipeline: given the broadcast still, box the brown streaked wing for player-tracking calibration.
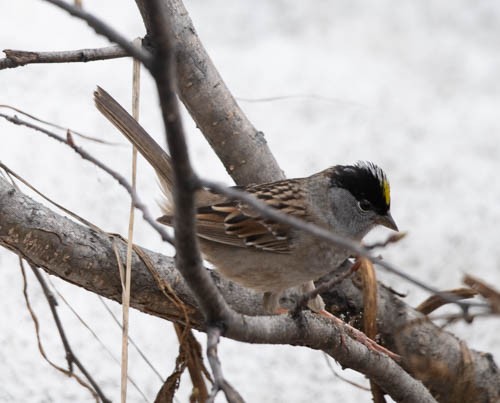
[195,180,308,253]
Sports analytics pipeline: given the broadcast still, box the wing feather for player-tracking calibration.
[157,180,309,253]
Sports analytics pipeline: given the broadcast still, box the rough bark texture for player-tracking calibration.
[2,1,498,401]
[0,46,127,69]
[1,177,498,403]
[135,0,285,186]
[0,176,438,403]
[321,278,500,403]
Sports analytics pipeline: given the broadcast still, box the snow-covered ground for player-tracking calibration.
[1,1,499,402]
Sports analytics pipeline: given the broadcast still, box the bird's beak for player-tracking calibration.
[377,212,398,231]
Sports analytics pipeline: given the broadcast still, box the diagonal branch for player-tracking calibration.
[135,0,284,185]
[142,0,231,326]
[0,175,438,403]
[10,1,499,402]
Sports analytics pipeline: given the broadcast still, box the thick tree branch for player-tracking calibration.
[2,167,499,401]
[7,2,499,402]
[135,0,284,185]
[0,176,439,403]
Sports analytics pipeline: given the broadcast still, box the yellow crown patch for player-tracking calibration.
[382,179,391,206]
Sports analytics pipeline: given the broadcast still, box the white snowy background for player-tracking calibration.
[1,1,499,402]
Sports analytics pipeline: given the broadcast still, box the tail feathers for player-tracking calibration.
[93,86,175,200]
[158,176,173,214]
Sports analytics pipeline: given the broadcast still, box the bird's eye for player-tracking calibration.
[358,200,371,212]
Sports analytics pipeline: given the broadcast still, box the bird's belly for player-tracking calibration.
[200,239,348,292]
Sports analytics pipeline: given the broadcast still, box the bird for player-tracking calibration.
[94,86,398,316]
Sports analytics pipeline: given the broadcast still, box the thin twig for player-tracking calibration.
[121,43,141,403]
[0,112,173,245]
[41,0,151,67]
[0,104,122,145]
[416,288,478,315]
[1,173,439,402]
[322,353,370,391]
[19,260,99,402]
[463,274,500,313]
[364,232,407,250]
[46,280,151,400]
[141,3,244,401]
[96,296,164,381]
[0,45,128,70]
[206,327,245,403]
[29,264,111,403]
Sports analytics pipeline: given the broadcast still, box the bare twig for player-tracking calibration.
[95,296,163,382]
[47,285,151,400]
[463,274,500,313]
[141,4,241,400]
[19,260,100,402]
[142,0,230,326]
[0,45,128,70]
[416,288,478,315]
[0,176,446,402]
[364,232,407,250]
[135,0,284,185]
[0,112,173,245]
[0,104,121,145]
[41,0,151,67]
[322,353,370,391]
[206,327,245,403]
[29,263,111,403]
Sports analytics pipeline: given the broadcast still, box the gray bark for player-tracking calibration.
[1,174,498,403]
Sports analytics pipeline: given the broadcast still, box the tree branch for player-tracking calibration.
[0,176,440,403]
[29,264,111,403]
[6,1,499,402]
[0,45,128,70]
[42,0,152,67]
[142,0,232,327]
[135,0,284,185]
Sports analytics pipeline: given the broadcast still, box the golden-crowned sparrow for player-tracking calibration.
[94,87,398,314]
